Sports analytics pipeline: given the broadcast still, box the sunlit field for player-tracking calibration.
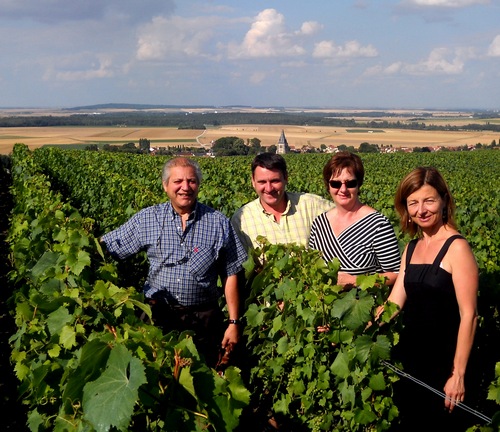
[1,124,498,155]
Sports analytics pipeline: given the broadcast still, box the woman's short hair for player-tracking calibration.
[394,166,456,237]
[162,157,202,183]
[322,151,365,191]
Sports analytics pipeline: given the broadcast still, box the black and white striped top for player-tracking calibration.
[309,211,401,275]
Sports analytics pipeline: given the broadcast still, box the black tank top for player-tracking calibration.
[399,234,464,382]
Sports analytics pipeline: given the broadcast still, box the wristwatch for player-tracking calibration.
[228,319,241,325]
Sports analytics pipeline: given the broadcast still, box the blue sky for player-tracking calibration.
[1,0,499,110]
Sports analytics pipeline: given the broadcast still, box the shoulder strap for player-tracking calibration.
[432,234,465,273]
[405,239,419,267]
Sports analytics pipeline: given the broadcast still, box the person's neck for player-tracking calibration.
[336,200,363,217]
[261,194,287,222]
[420,223,449,243]
[172,203,195,229]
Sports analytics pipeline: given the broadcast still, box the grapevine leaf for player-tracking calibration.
[372,335,392,361]
[271,315,283,334]
[245,303,264,327]
[14,362,30,381]
[242,254,255,278]
[354,335,374,363]
[331,350,350,379]
[339,380,356,407]
[82,344,147,432]
[27,409,44,432]
[66,250,91,275]
[274,393,292,414]
[94,236,106,259]
[69,229,89,247]
[355,334,392,365]
[63,340,111,409]
[179,366,197,399]
[46,306,72,336]
[48,344,61,358]
[357,274,380,290]
[331,290,374,330]
[275,253,289,271]
[224,367,251,405]
[190,364,250,432]
[277,336,289,354]
[59,325,77,350]
[487,384,500,403]
[31,251,60,281]
[354,405,377,424]
[291,379,305,395]
[369,372,386,391]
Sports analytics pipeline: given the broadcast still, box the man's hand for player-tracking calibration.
[222,322,239,348]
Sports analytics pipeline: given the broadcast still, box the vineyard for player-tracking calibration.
[3,144,500,431]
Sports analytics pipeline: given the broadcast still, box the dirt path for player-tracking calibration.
[0,162,29,430]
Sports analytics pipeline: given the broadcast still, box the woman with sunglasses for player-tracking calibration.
[309,151,400,287]
[382,167,478,431]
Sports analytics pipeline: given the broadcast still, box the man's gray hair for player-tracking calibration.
[162,157,202,183]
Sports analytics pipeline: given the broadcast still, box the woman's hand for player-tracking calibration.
[443,371,465,413]
[337,271,357,289]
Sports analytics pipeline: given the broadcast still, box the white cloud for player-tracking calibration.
[136,15,214,61]
[364,62,403,76]
[249,72,267,84]
[226,9,307,59]
[405,0,489,7]
[51,56,114,81]
[296,21,323,36]
[313,40,378,58]
[385,62,404,74]
[487,35,500,56]
[365,48,468,76]
[405,47,464,74]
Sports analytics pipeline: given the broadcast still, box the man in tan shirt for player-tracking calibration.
[231,153,332,252]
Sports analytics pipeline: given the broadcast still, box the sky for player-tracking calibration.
[1,0,499,110]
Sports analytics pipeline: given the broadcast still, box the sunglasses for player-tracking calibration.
[329,179,358,189]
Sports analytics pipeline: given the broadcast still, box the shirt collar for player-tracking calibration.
[166,201,198,221]
[258,192,291,216]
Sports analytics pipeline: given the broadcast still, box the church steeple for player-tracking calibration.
[276,129,290,154]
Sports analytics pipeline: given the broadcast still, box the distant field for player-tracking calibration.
[1,124,498,155]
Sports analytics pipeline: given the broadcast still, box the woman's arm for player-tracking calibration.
[443,238,479,412]
[375,245,408,322]
[373,217,403,287]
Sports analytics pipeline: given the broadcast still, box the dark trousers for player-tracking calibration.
[148,299,225,368]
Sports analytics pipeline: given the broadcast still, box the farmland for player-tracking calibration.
[1,106,499,154]
[1,124,499,155]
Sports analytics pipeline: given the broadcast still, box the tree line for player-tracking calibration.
[2,111,500,133]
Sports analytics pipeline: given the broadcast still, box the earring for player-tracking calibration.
[408,217,412,223]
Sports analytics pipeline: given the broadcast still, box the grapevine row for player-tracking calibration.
[7,145,500,430]
[7,144,250,432]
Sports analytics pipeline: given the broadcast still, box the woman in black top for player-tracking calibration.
[385,167,478,431]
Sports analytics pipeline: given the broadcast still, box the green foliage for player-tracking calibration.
[10,145,500,430]
[8,144,250,432]
[358,142,380,153]
[212,136,249,156]
[242,239,399,431]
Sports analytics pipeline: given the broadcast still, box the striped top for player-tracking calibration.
[308,211,401,275]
